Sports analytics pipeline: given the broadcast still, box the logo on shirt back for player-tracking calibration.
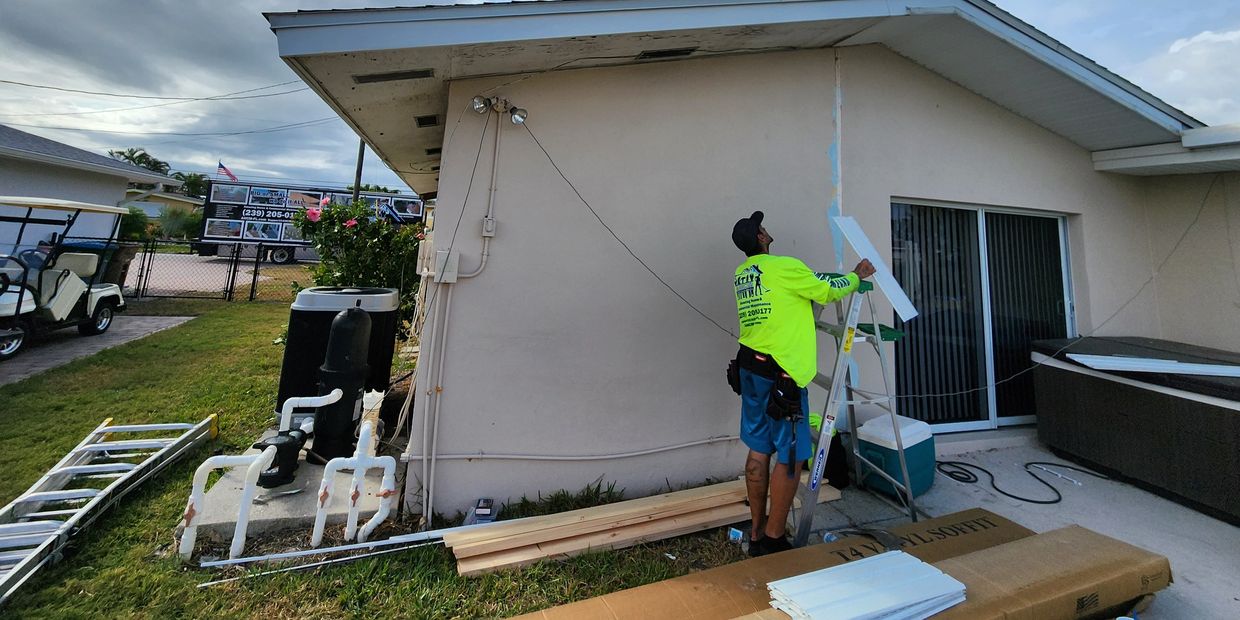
[735,265,766,299]
[735,265,772,328]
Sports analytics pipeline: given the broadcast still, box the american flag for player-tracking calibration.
[216,161,239,182]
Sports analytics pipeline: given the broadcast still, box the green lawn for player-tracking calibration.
[0,300,742,619]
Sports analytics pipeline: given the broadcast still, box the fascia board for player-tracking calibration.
[1182,124,1240,149]
[1093,142,1240,172]
[266,0,899,56]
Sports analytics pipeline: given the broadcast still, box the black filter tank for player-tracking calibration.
[310,307,372,460]
[276,287,398,428]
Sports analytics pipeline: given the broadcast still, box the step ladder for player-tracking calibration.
[0,416,217,605]
[792,281,918,547]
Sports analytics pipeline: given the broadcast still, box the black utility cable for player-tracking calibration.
[935,460,1108,505]
[522,122,738,338]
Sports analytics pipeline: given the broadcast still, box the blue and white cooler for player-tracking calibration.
[856,415,935,498]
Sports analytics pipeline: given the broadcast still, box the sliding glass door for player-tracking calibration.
[892,202,1073,431]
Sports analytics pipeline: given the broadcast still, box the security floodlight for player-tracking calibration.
[510,108,528,125]
[470,96,491,114]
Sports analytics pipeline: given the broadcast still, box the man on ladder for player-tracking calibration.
[729,211,875,556]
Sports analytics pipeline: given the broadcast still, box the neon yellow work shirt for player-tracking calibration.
[734,254,860,387]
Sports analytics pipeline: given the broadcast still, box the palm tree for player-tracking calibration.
[108,147,170,175]
[347,183,399,194]
[172,172,208,198]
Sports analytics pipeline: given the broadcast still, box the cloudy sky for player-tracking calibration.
[2,0,1238,195]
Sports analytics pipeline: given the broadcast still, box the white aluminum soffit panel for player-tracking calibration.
[767,550,965,620]
[1066,354,1240,378]
[831,216,919,321]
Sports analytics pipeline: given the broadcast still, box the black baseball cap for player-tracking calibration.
[732,211,764,256]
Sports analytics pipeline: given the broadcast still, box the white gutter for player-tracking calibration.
[0,145,175,186]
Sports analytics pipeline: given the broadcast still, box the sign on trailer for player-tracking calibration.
[198,180,422,246]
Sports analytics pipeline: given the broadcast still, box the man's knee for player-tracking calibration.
[745,453,769,481]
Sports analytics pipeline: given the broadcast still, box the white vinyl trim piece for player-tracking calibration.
[831,216,919,321]
[1031,353,1240,412]
[767,550,965,620]
[1066,353,1240,378]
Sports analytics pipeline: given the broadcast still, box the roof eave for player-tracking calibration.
[265,0,1201,135]
[0,144,176,186]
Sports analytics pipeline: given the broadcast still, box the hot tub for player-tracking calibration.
[1031,337,1239,525]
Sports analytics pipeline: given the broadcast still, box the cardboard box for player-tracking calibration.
[932,525,1172,620]
[513,508,1033,620]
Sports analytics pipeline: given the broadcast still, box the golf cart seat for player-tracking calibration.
[37,253,96,321]
[52,252,98,279]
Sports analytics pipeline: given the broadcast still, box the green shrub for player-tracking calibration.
[118,207,149,240]
[292,200,423,330]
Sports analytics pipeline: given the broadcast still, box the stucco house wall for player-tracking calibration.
[0,155,130,243]
[408,46,1237,514]
[1140,171,1240,352]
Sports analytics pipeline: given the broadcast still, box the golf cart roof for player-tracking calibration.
[0,196,128,216]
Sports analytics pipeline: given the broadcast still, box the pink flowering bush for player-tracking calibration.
[293,199,424,330]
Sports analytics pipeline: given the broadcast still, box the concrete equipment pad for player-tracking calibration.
[191,431,386,542]
[0,315,192,386]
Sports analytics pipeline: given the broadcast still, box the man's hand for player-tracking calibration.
[853,259,876,280]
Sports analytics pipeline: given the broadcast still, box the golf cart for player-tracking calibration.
[0,197,128,361]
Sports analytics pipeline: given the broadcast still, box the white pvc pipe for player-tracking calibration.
[280,389,343,432]
[459,111,501,280]
[425,285,453,529]
[419,285,444,523]
[232,446,277,559]
[202,516,533,568]
[178,446,277,560]
[312,420,398,547]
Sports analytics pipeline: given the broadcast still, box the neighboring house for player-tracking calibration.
[0,124,177,245]
[266,0,1240,515]
[122,189,204,220]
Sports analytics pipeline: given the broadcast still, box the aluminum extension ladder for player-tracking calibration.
[0,416,217,605]
[792,282,918,547]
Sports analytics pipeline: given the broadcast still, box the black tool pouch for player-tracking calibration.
[737,346,802,422]
[727,359,741,395]
[768,373,803,422]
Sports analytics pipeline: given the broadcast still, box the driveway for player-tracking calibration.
[0,315,192,386]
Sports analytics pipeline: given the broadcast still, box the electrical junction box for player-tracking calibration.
[416,235,435,277]
[434,249,458,283]
[481,216,496,237]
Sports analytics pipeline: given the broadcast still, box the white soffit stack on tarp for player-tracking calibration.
[766,550,965,620]
[1066,353,1240,377]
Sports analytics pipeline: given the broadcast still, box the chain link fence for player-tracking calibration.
[124,239,313,302]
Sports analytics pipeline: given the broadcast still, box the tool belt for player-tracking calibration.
[731,345,803,423]
[730,345,803,477]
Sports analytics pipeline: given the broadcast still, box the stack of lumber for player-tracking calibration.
[444,478,841,576]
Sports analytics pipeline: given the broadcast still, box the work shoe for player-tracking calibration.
[748,534,793,557]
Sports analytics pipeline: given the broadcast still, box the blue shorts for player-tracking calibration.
[739,368,812,465]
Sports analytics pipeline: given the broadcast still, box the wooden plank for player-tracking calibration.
[451,489,748,559]
[442,480,746,547]
[457,501,750,577]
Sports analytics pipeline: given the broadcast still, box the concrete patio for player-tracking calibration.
[802,435,1240,619]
